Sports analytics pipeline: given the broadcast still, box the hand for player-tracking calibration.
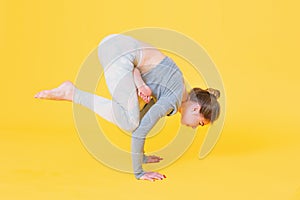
[145,155,163,163]
[139,171,167,182]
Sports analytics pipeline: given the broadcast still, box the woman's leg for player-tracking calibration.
[34,79,138,132]
[35,34,142,132]
[73,73,140,132]
[74,34,141,132]
[133,68,152,103]
[95,34,141,131]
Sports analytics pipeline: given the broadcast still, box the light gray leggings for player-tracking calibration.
[73,34,143,132]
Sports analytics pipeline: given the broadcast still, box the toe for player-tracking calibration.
[36,92,43,98]
[138,91,142,97]
[36,90,50,99]
[38,91,46,98]
[144,96,150,103]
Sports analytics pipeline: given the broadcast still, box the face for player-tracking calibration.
[180,101,210,129]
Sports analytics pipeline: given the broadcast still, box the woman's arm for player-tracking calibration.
[131,97,174,181]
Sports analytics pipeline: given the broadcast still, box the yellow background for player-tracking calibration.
[1,0,300,199]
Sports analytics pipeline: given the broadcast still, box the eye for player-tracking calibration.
[199,122,204,126]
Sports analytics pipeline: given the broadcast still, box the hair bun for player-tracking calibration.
[206,88,220,99]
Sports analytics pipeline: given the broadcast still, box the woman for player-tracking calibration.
[34,34,221,181]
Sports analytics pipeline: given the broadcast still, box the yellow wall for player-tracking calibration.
[1,0,300,199]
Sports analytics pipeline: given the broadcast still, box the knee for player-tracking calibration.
[99,34,119,47]
[123,120,139,132]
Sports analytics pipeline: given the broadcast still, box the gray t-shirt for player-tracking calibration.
[132,56,184,179]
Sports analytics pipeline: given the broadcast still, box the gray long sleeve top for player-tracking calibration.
[132,56,184,179]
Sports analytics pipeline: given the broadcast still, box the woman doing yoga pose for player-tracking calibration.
[34,34,221,181]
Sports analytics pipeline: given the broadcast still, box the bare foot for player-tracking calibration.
[137,84,152,103]
[34,81,75,101]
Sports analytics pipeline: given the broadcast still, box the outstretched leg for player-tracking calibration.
[34,80,138,132]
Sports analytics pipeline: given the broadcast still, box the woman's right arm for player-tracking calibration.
[131,97,174,181]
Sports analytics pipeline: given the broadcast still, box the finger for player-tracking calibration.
[151,155,163,160]
[148,157,163,163]
[35,91,44,98]
[149,155,159,158]
[146,174,161,180]
[158,173,166,179]
[144,172,167,180]
[141,176,155,182]
[150,172,164,180]
[153,158,162,162]
[153,175,163,180]
[148,159,158,163]
[147,157,161,163]
[154,156,163,160]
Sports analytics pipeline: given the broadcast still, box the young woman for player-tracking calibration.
[34,34,221,181]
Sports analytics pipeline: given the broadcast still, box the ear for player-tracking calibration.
[192,103,201,113]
